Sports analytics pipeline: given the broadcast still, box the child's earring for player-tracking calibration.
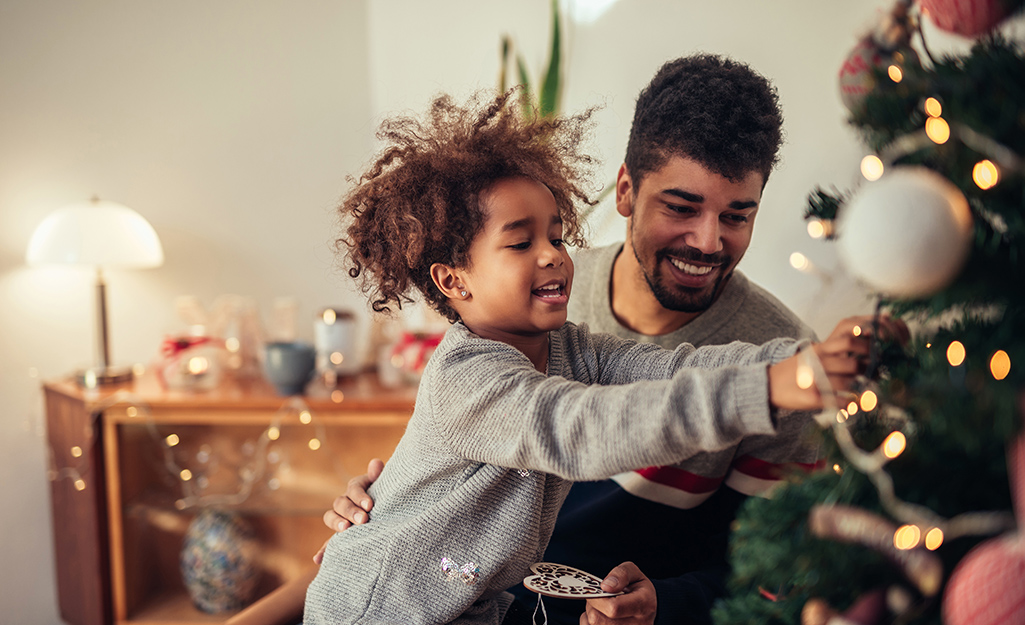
[459,288,468,298]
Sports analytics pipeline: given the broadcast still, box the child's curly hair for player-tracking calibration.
[339,89,596,322]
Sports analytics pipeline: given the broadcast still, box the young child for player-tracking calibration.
[303,90,878,624]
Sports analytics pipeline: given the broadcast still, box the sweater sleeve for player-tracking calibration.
[579,325,799,385]
[426,331,800,481]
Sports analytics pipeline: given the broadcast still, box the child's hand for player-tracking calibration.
[768,315,908,411]
[313,458,384,564]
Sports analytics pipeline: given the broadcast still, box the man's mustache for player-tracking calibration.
[658,247,730,266]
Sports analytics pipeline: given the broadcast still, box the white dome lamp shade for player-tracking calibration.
[27,197,164,386]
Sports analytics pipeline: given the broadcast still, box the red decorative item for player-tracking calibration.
[942,533,1025,625]
[942,429,1025,625]
[839,37,886,114]
[919,0,1012,37]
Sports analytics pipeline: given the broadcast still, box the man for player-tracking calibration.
[322,54,820,625]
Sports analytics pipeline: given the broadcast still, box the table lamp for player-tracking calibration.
[27,196,164,386]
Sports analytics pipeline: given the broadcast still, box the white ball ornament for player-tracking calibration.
[836,166,973,298]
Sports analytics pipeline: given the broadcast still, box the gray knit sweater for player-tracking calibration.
[304,321,802,625]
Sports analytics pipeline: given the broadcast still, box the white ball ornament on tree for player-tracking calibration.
[836,166,973,299]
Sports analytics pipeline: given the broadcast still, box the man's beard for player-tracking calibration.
[634,245,733,313]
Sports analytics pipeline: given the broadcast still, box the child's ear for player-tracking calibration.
[615,164,635,218]
[430,263,468,300]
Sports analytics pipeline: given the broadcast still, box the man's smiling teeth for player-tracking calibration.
[670,258,714,275]
[534,285,562,297]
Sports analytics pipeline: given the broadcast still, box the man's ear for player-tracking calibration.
[615,163,635,218]
[430,263,466,300]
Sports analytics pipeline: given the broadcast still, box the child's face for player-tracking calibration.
[456,177,573,342]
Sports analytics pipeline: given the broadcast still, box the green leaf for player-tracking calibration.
[539,0,562,117]
[498,35,511,92]
[516,54,534,119]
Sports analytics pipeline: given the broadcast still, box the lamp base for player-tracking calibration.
[77,365,134,388]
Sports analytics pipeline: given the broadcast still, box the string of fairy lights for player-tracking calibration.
[45,383,351,512]
[788,22,1023,555]
[796,344,1017,554]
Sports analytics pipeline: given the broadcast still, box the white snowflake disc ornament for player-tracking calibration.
[522,562,623,599]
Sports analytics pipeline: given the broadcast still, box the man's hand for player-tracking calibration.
[768,314,909,411]
[579,562,656,625]
[312,458,384,564]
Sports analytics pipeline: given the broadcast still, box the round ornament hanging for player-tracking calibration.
[942,531,1025,625]
[919,0,1013,37]
[836,166,973,299]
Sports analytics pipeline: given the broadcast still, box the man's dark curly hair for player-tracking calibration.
[625,54,784,187]
[339,89,596,322]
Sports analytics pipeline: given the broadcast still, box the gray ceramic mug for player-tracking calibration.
[263,341,316,395]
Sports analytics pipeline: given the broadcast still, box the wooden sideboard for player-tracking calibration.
[43,373,416,625]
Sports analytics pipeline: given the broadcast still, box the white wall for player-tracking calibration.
[0,2,372,622]
[2,1,1002,622]
[365,0,905,336]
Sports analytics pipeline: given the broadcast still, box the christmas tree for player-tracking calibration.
[713,2,1025,624]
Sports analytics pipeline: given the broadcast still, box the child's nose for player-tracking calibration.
[540,243,563,267]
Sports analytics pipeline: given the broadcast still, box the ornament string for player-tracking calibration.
[799,343,1015,540]
[532,592,548,625]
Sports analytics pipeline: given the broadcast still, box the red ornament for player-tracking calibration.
[943,427,1025,625]
[919,0,1012,37]
[943,532,1025,625]
[839,38,885,114]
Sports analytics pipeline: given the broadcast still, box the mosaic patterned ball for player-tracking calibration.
[180,509,260,613]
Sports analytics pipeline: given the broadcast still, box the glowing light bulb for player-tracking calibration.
[924,527,944,550]
[165,434,180,447]
[887,65,903,83]
[70,446,83,458]
[894,524,921,550]
[797,364,814,390]
[74,479,87,491]
[790,252,810,271]
[308,438,322,451]
[330,352,344,365]
[973,159,1000,190]
[225,337,240,353]
[882,431,906,459]
[852,325,862,337]
[331,390,345,403]
[925,117,950,144]
[180,469,193,481]
[299,410,312,424]
[127,406,138,418]
[807,219,831,239]
[846,401,859,416]
[832,463,843,474]
[267,426,280,441]
[861,155,885,181]
[859,390,878,412]
[187,356,209,375]
[990,350,1011,380]
[323,309,337,324]
[837,409,849,423]
[924,97,943,117]
[947,341,966,367]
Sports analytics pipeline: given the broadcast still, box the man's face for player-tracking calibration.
[617,155,764,313]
